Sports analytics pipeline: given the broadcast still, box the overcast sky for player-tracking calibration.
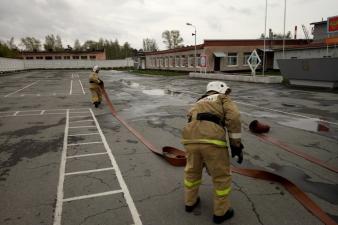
[0,0,337,50]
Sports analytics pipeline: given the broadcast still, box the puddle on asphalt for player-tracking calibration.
[142,89,166,96]
[278,118,330,132]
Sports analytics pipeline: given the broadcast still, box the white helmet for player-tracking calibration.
[206,81,230,94]
[93,65,100,72]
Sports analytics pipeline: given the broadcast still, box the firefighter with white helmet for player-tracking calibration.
[89,65,103,108]
[182,81,243,224]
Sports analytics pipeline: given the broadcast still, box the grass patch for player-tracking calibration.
[127,69,189,76]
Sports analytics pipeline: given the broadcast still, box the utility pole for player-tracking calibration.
[186,22,197,72]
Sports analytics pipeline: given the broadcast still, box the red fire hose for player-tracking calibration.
[100,87,337,225]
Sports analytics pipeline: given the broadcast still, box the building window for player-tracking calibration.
[188,55,194,67]
[64,56,70,60]
[90,55,96,59]
[243,52,251,65]
[55,56,62,60]
[45,56,53,60]
[25,57,33,60]
[36,56,43,60]
[196,54,201,67]
[72,56,79,59]
[227,53,238,66]
[165,57,168,67]
[81,55,88,60]
[175,56,180,67]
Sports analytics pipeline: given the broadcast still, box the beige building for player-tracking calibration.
[144,39,308,72]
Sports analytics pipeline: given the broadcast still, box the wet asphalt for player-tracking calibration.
[0,70,337,225]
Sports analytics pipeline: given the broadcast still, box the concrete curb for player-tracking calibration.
[189,72,283,84]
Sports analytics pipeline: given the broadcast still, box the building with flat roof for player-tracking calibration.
[144,39,308,72]
[21,50,106,60]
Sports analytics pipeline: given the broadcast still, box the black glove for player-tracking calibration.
[99,79,104,87]
[230,143,244,164]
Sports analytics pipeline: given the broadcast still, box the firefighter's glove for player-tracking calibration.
[99,80,104,88]
[230,143,244,164]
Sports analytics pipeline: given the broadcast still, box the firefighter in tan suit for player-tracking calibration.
[182,81,244,224]
[89,65,103,108]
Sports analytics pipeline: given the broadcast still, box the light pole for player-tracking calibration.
[186,22,197,72]
[282,0,287,59]
[262,0,268,76]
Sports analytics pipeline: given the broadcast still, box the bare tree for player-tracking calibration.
[55,35,63,51]
[7,37,17,50]
[21,37,41,51]
[142,38,158,52]
[74,39,82,51]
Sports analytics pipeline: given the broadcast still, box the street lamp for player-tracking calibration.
[186,22,197,72]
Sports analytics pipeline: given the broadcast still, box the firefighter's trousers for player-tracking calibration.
[90,86,102,104]
[184,143,231,216]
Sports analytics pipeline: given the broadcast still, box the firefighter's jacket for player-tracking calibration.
[89,72,102,89]
[182,93,242,147]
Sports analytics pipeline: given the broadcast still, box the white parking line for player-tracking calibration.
[5,80,40,97]
[62,190,123,203]
[53,109,69,225]
[69,80,73,95]
[66,152,107,159]
[79,79,86,95]
[40,110,46,115]
[13,111,19,116]
[65,167,114,176]
[89,108,143,225]
[69,115,91,118]
[68,125,96,129]
[67,141,102,146]
[69,119,94,123]
[68,132,99,136]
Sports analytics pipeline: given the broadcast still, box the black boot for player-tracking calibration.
[213,208,234,224]
[185,197,200,212]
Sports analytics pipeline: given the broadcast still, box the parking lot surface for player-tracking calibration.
[0,70,337,225]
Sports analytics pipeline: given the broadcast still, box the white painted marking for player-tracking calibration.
[68,132,99,136]
[37,94,41,96]
[79,79,86,95]
[234,101,338,126]
[66,152,107,159]
[13,111,19,116]
[63,190,123,203]
[69,119,94,123]
[53,109,69,225]
[69,111,89,114]
[67,141,102,146]
[71,74,74,79]
[69,80,73,95]
[40,110,46,115]
[89,108,143,225]
[65,167,114,176]
[69,115,91,118]
[5,80,40,97]
[68,125,96,129]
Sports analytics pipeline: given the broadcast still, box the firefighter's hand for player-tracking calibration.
[230,143,244,164]
[99,80,104,87]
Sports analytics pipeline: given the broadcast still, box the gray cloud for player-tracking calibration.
[0,0,337,49]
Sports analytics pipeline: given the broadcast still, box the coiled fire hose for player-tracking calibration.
[100,87,337,225]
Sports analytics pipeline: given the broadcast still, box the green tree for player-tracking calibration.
[0,40,19,58]
[7,37,17,50]
[44,34,56,51]
[162,30,172,49]
[21,37,41,51]
[162,30,184,49]
[142,38,158,52]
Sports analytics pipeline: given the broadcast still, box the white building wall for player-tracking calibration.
[0,57,25,72]
[0,57,134,72]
